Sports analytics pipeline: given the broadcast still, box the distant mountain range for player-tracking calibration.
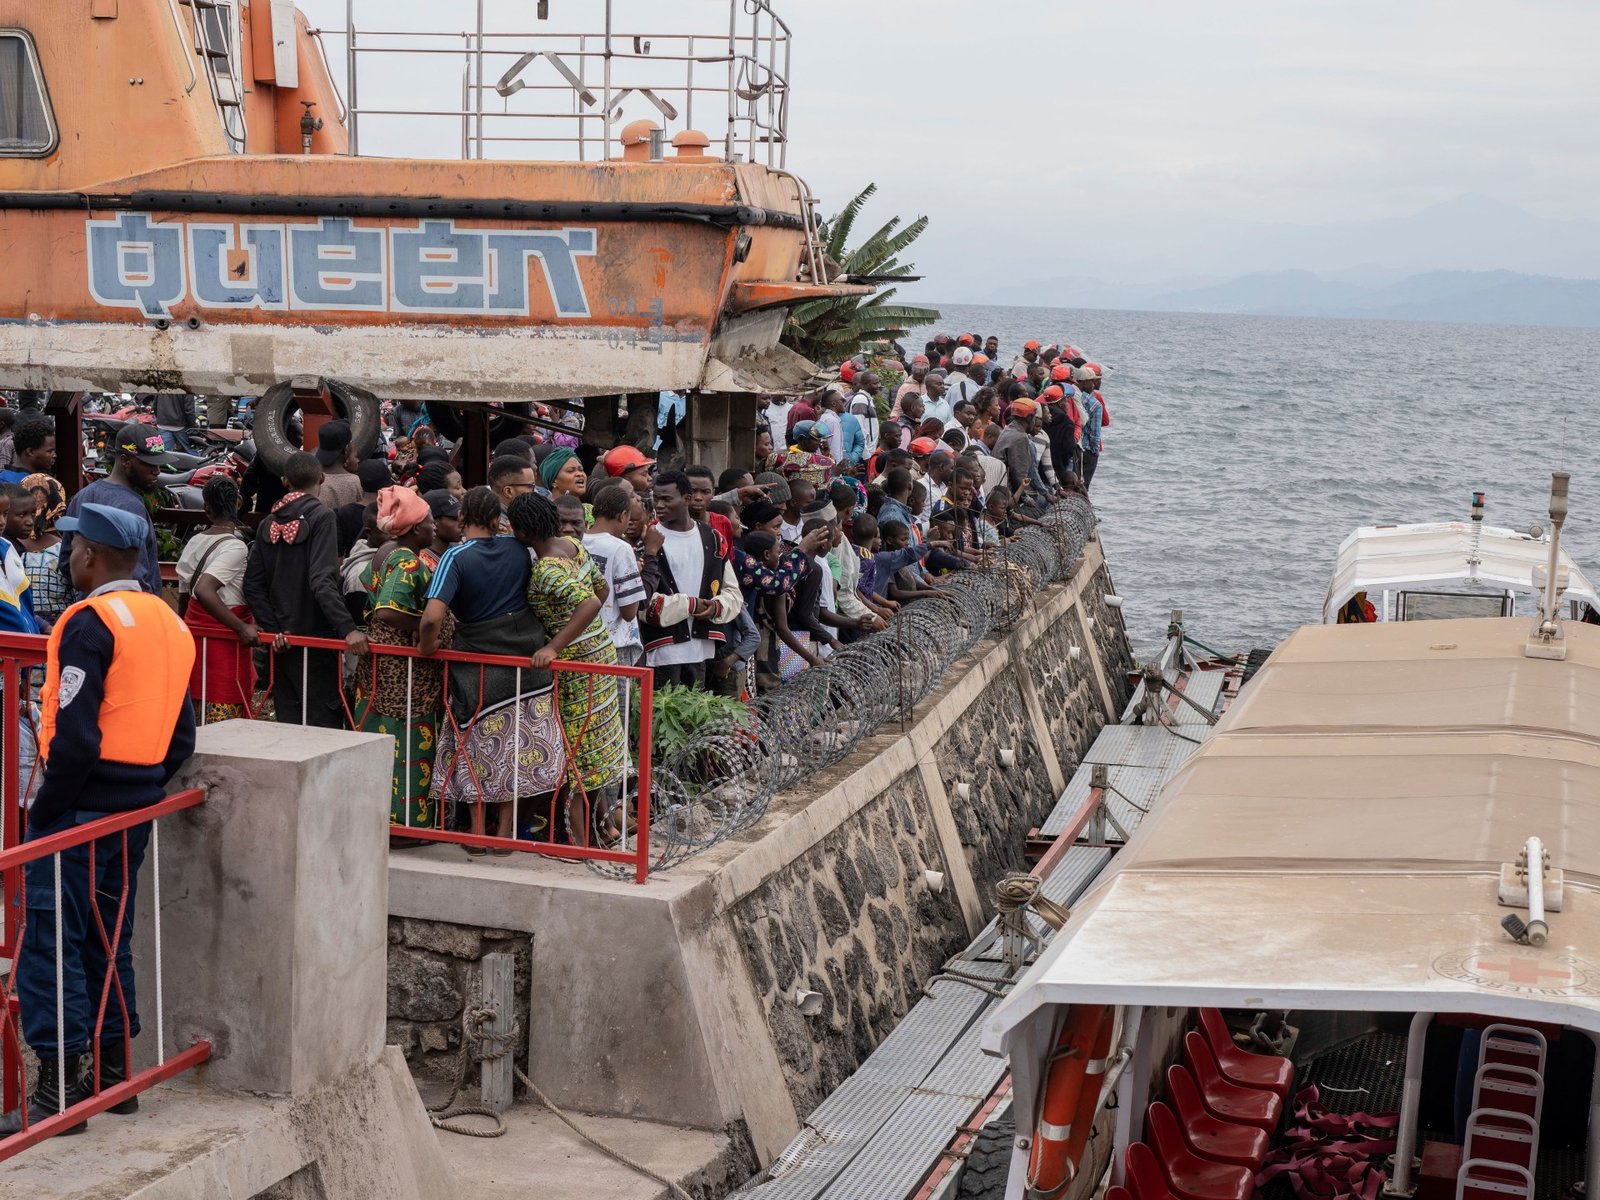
[965,195,1600,327]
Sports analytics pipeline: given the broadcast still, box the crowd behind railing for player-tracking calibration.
[0,332,1111,877]
[0,328,1108,1150]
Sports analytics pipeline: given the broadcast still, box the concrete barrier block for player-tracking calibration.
[139,719,393,1096]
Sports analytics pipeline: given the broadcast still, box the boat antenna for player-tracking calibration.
[1466,491,1484,582]
[1525,471,1571,661]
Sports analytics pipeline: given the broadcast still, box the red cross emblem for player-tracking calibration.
[1472,957,1574,987]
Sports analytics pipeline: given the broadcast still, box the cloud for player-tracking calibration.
[298,0,1600,295]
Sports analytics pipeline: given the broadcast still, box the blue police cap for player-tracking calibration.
[57,502,147,551]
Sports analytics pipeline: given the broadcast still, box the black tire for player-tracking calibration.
[956,1117,1016,1200]
[253,379,382,476]
[426,401,536,446]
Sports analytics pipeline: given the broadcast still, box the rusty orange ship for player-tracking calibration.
[0,0,862,458]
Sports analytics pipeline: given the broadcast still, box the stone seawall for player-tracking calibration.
[732,772,970,1117]
[723,544,1132,1123]
[386,534,1135,1165]
[386,918,533,1087]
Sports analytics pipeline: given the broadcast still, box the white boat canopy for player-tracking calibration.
[983,616,1600,1063]
[1323,521,1600,624]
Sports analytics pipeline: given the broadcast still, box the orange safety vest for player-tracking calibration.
[38,590,196,766]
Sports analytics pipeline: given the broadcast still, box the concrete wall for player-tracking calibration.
[5,723,457,1200]
[386,535,1136,1164]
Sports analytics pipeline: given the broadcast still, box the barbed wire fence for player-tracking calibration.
[587,494,1099,879]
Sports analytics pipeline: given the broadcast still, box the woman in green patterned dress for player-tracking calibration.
[355,487,449,834]
[506,491,628,844]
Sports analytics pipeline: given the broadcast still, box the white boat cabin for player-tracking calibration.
[984,615,1600,1200]
[1324,519,1600,626]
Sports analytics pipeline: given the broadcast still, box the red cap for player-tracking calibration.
[602,445,656,476]
[911,353,929,364]
[1042,385,1065,400]
[972,353,989,365]
[934,332,951,344]
[1050,364,1072,381]
[839,360,857,382]
[956,333,974,346]
[909,437,937,454]
[1023,340,1041,351]
[1082,361,1103,377]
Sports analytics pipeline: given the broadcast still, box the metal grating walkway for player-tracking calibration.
[731,658,1230,1200]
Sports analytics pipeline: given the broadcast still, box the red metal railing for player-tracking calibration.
[1,791,211,1157]
[189,631,655,884]
[1,706,210,1159]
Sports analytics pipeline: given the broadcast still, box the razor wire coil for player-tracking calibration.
[585,494,1098,879]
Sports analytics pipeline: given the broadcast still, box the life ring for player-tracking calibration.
[1026,1005,1115,1199]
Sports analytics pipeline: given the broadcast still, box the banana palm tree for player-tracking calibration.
[781,183,941,366]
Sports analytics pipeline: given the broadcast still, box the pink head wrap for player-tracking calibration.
[377,485,432,536]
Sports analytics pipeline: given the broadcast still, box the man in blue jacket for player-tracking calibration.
[2,503,196,1137]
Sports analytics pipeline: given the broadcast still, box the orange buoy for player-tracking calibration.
[1026,1005,1116,1198]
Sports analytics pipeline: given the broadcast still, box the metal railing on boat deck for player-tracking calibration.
[310,1,793,167]
[0,626,210,1155]
[191,631,656,884]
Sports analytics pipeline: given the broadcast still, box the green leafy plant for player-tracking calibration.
[635,683,755,762]
[781,183,941,366]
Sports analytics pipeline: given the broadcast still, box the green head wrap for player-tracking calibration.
[538,446,577,489]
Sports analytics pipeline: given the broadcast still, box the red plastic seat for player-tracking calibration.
[1166,1063,1269,1169]
[1198,1009,1295,1100]
[1128,1141,1183,1200]
[1146,1102,1254,1200]
[1183,1030,1282,1134]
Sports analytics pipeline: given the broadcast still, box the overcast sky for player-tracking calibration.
[298,0,1600,299]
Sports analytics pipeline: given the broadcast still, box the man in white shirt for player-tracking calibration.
[946,348,980,407]
[638,471,742,687]
[582,482,647,667]
[762,395,796,447]
[847,375,880,451]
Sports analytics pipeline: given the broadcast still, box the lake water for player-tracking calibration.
[902,304,1600,656]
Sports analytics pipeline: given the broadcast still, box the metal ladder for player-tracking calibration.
[179,0,247,153]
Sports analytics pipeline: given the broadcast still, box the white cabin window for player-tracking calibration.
[0,31,56,157]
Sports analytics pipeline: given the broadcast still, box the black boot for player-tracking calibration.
[96,1041,139,1115]
[0,1054,92,1136]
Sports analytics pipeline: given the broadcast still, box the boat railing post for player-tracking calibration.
[724,0,737,160]
[473,0,485,159]
[1386,1011,1433,1197]
[1110,1005,1149,1186]
[1583,1031,1600,1198]
[345,0,358,155]
[602,0,614,159]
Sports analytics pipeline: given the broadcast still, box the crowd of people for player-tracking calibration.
[0,331,1109,851]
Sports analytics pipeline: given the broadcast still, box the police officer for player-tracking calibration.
[0,504,196,1136]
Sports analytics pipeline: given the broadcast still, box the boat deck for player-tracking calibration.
[1299,1030,1586,1200]
[729,656,1236,1200]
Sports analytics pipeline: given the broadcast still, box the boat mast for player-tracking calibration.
[1525,471,1571,660]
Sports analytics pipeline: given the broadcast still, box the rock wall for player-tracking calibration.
[1030,604,1106,787]
[733,771,968,1115]
[725,539,1134,1118]
[1080,561,1135,713]
[387,917,533,1087]
[933,661,1058,899]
